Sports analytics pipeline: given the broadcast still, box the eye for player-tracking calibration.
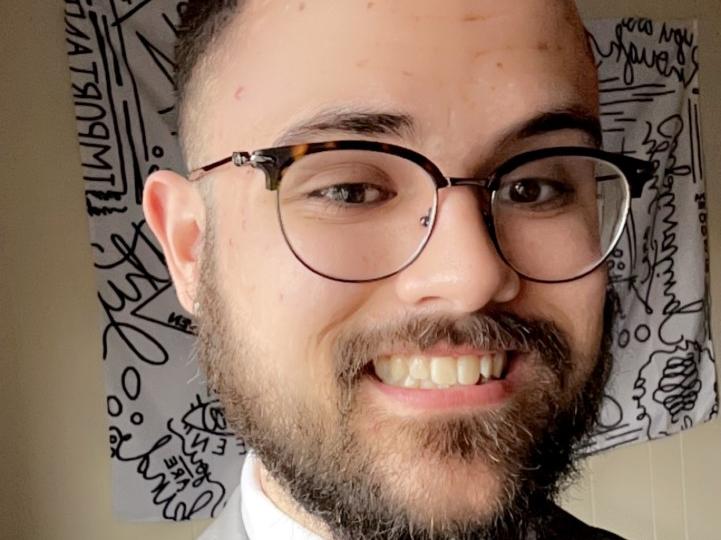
[496,178,572,208]
[310,183,396,205]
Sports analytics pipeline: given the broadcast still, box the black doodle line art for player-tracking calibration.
[65,3,717,521]
[589,17,716,448]
[66,0,244,522]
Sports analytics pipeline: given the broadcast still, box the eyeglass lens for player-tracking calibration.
[492,155,629,282]
[275,149,629,282]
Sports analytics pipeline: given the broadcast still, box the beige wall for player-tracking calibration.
[1,1,719,539]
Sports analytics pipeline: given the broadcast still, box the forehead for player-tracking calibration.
[200,0,596,161]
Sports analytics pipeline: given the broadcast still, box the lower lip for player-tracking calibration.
[364,356,521,413]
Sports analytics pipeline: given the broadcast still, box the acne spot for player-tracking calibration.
[298,1,305,10]
[462,14,487,22]
[356,58,369,68]
[367,1,374,8]
[473,50,490,59]
[401,70,413,77]
[233,86,245,100]
[496,62,504,69]
[537,41,550,51]
[278,293,285,303]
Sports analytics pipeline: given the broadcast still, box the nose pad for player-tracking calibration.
[394,186,520,311]
[419,208,433,228]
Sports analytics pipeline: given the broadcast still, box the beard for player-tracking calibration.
[195,239,615,540]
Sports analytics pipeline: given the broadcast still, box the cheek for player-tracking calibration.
[212,177,374,386]
[516,270,607,373]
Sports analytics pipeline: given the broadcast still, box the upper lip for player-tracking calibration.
[374,342,517,357]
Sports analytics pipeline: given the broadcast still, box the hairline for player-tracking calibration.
[178,2,247,171]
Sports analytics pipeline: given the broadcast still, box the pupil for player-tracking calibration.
[342,186,363,203]
[512,180,540,202]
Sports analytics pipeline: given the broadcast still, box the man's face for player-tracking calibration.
[150,0,610,537]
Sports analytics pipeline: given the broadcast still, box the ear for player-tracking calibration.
[143,170,205,314]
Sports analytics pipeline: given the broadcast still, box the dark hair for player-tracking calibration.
[175,1,244,135]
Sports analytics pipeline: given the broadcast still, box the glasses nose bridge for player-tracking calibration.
[441,176,494,216]
[445,176,492,190]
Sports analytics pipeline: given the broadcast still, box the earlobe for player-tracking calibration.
[143,170,205,314]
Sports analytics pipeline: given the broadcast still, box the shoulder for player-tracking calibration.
[197,484,249,540]
[542,504,628,540]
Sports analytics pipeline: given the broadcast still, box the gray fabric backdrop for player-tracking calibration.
[63,0,716,521]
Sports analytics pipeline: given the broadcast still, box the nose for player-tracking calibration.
[394,186,520,312]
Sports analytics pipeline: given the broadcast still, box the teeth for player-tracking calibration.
[419,379,435,389]
[402,375,420,389]
[431,357,457,386]
[373,357,392,382]
[372,352,508,389]
[409,356,430,379]
[389,355,409,384]
[457,355,481,385]
[480,354,492,381]
[492,352,505,379]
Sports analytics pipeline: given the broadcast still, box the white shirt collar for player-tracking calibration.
[199,452,324,540]
[241,452,324,540]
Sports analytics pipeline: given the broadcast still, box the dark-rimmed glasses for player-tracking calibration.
[189,140,654,283]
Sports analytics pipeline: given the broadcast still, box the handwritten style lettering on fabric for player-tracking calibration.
[588,17,716,448]
[64,2,716,521]
[65,0,245,521]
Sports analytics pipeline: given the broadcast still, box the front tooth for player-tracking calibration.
[480,354,492,381]
[389,355,409,384]
[419,379,435,389]
[409,356,430,380]
[492,352,506,379]
[430,357,457,385]
[457,355,481,385]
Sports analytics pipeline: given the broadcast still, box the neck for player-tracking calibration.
[258,459,333,539]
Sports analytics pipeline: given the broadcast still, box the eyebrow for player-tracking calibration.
[500,107,603,149]
[271,105,602,149]
[273,107,416,147]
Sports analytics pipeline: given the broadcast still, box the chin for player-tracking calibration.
[398,461,501,520]
[353,417,505,523]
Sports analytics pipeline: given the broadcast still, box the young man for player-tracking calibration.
[144,1,646,538]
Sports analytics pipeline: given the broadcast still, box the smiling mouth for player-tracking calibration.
[370,352,509,390]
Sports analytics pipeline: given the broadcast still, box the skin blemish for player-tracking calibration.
[299,2,305,11]
[233,86,245,100]
[367,1,374,8]
[356,59,369,68]
[537,41,550,51]
[496,62,504,69]
[462,14,487,22]
[402,70,413,77]
[473,50,490,59]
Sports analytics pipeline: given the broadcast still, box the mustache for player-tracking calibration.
[333,311,572,389]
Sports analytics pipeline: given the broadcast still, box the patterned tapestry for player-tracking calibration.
[63,0,716,521]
